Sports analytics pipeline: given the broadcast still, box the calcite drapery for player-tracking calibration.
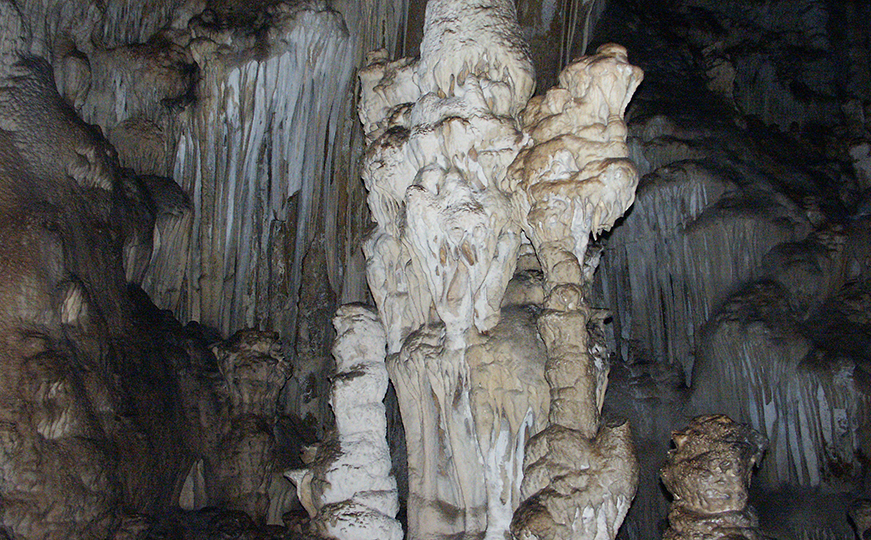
[288,305,402,540]
[144,2,355,341]
[359,1,546,538]
[661,415,768,540]
[357,0,643,538]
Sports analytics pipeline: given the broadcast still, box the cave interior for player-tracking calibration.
[0,0,868,539]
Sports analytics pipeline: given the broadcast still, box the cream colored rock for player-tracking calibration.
[359,0,531,352]
[405,166,520,341]
[417,0,534,116]
[362,231,431,354]
[467,307,550,539]
[661,415,768,540]
[360,7,530,351]
[502,44,643,288]
[357,3,642,539]
[511,295,638,540]
[507,44,643,540]
[358,52,419,140]
[388,311,550,540]
[288,305,402,540]
[513,421,638,540]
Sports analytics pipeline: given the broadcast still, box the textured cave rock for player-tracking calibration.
[146,1,354,340]
[1,0,869,539]
[0,0,416,536]
[0,10,201,536]
[358,4,544,533]
[661,415,768,540]
[15,0,393,442]
[0,1,368,535]
[692,274,871,491]
[12,0,415,480]
[207,330,292,522]
[506,45,642,540]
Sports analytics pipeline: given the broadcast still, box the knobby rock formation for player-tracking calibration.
[661,415,768,540]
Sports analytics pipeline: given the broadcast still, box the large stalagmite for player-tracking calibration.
[359,1,540,535]
[288,305,402,540]
[357,0,643,538]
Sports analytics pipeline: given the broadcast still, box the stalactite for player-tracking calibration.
[692,279,871,489]
[146,3,355,340]
[558,0,608,69]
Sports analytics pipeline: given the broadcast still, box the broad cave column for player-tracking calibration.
[358,2,643,539]
[359,1,540,538]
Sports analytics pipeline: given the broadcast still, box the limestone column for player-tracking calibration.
[507,45,644,540]
[287,305,402,540]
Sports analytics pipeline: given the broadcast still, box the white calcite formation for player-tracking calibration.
[661,415,768,540]
[288,305,401,540]
[503,44,642,290]
[357,0,643,538]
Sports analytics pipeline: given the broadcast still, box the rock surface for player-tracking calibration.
[661,415,768,540]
